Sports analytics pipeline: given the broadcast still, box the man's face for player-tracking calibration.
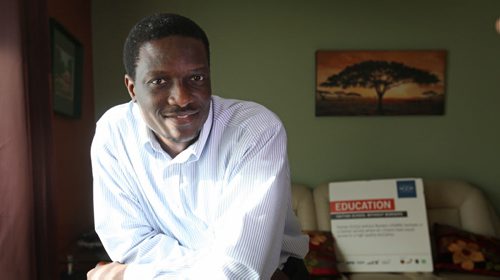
[125,36,211,155]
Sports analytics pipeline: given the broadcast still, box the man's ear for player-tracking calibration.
[124,74,136,102]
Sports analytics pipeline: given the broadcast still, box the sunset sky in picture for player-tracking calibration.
[316,50,446,99]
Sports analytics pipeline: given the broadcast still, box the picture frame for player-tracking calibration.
[316,50,447,116]
[50,18,83,118]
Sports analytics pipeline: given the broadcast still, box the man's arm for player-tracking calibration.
[91,121,198,273]
[87,262,126,280]
[197,123,292,278]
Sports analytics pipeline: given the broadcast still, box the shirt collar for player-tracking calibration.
[134,99,214,163]
[189,99,213,161]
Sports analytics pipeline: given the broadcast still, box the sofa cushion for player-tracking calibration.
[433,223,500,277]
[308,179,500,279]
[312,183,333,232]
[291,183,318,231]
[303,231,340,278]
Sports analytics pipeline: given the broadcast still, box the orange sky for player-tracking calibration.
[316,50,446,98]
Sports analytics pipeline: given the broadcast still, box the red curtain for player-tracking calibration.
[0,0,53,279]
[0,0,35,276]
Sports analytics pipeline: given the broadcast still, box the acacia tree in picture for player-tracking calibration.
[320,60,440,115]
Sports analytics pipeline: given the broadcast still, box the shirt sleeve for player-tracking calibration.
[184,122,293,279]
[92,117,301,279]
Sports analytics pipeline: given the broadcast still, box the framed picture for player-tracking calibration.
[316,50,447,116]
[50,19,83,118]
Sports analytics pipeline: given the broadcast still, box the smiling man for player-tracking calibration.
[88,13,308,280]
[126,35,211,156]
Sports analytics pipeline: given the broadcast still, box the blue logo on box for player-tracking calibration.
[397,180,417,198]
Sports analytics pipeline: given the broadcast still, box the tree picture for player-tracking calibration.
[316,51,446,116]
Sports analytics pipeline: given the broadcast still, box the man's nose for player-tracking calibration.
[168,82,191,107]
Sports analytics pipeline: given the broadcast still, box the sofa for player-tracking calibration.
[291,179,500,279]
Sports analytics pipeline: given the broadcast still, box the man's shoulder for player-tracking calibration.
[97,102,136,127]
[94,102,141,144]
[211,95,282,130]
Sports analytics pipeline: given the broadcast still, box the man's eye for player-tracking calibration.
[191,75,205,81]
[150,79,166,85]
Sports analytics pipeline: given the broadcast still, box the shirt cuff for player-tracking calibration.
[124,263,156,280]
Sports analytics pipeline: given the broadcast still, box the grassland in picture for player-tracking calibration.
[315,94,444,116]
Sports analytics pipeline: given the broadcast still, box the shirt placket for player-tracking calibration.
[164,162,186,217]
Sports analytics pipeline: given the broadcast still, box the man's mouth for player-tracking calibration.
[163,110,199,123]
[175,111,197,118]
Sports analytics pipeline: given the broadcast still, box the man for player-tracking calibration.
[88,13,309,279]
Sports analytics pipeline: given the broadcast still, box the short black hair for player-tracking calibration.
[123,13,210,80]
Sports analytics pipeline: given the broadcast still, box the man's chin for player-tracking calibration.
[163,131,200,145]
[169,135,196,144]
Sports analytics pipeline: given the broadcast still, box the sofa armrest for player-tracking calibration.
[424,179,500,238]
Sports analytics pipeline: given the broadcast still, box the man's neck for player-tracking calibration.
[155,134,199,158]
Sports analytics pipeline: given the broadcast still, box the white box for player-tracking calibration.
[329,178,433,272]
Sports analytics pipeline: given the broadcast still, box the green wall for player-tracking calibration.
[92,0,500,212]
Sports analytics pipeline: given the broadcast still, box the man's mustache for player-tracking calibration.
[162,105,199,116]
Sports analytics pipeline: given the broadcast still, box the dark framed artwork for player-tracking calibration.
[50,19,83,118]
[316,50,447,116]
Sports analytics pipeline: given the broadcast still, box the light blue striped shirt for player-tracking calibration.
[91,96,309,279]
